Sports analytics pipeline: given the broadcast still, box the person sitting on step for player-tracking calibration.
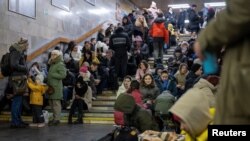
[68,66,92,124]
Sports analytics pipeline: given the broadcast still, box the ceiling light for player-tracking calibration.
[88,8,110,15]
[168,4,190,9]
[204,2,226,7]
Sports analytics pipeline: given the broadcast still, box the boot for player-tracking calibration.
[74,115,83,124]
[68,114,73,124]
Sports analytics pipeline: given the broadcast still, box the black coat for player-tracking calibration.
[9,46,28,76]
[109,28,131,57]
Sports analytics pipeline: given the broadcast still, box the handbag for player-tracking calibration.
[46,85,54,95]
[10,75,27,95]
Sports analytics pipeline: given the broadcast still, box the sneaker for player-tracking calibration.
[37,123,45,128]
[29,123,38,127]
[92,97,96,100]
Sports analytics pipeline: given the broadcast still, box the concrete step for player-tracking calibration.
[148,57,154,61]
[90,106,114,111]
[92,101,115,106]
[96,95,116,101]
[0,115,114,124]
[163,54,173,58]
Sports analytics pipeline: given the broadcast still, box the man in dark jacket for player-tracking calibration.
[109,26,131,80]
[187,4,200,34]
[9,38,29,128]
[114,94,159,133]
[177,9,186,34]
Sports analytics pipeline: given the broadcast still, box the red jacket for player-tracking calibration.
[149,19,169,44]
[131,89,143,107]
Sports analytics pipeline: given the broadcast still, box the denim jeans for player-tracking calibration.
[11,95,23,125]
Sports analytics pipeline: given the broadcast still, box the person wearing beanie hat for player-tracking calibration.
[80,66,88,73]
[68,66,92,124]
[27,75,48,128]
[191,63,202,73]
[8,38,29,128]
[114,94,159,132]
[185,63,203,91]
[47,47,67,126]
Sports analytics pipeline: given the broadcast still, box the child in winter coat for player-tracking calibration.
[27,74,48,128]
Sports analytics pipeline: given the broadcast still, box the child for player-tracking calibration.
[68,66,92,124]
[27,74,48,128]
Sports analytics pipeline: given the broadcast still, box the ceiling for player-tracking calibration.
[129,0,223,12]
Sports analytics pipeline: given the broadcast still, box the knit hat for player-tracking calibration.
[80,66,88,73]
[191,63,202,73]
[114,94,136,114]
[13,38,28,52]
[51,50,61,57]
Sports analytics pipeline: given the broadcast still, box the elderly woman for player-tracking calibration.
[47,50,67,126]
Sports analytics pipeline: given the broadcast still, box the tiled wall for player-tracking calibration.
[0,0,135,97]
[0,0,135,56]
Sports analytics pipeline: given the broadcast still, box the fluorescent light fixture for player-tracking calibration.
[88,8,110,15]
[184,20,189,23]
[168,4,190,9]
[204,2,226,7]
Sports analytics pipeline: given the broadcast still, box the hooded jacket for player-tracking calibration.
[9,44,28,76]
[114,94,158,132]
[47,56,67,100]
[193,78,216,107]
[169,88,212,138]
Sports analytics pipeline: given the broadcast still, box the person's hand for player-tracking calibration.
[6,94,13,99]
[95,79,100,85]
[181,85,185,90]
[75,95,81,99]
[194,41,204,60]
[176,84,181,88]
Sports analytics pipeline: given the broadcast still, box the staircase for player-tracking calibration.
[148,34,191,69]
[0,35,191,125]
[0,91,116,124]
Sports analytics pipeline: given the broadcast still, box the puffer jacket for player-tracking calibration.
[149,17,169,44]
[27,78,47,106]
[47,56,67,100]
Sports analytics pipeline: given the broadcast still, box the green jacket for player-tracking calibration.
[198,0,250,124]
[114,94,159,132]
[47,56,67,100]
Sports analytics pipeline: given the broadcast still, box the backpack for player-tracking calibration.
[1,52,12,76]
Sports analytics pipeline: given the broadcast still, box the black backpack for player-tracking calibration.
[1,52,12,76]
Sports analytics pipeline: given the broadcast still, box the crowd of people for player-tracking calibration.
[1,0,249,140]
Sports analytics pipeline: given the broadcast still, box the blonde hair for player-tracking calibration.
[135,15,148,28]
